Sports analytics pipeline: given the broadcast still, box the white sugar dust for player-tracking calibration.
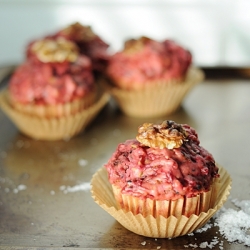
[184,197,250,249]
[214,199,250,246]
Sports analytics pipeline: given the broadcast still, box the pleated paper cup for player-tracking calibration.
[91,165,231,238]
[103,67,204,118]
[10,89,97,118]
[0,89,109,140]
[111,182,218,218]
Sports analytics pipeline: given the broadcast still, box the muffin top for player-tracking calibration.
[107,37,192,89]
[51,22,110,73]
[10,37,94,105]
[105,120,219,200]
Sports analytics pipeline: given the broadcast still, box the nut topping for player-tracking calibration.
[123,36,152,55]
[136,120,187,149]
[60,22,96,41]
[31,37,79,63]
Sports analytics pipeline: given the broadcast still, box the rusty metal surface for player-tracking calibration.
[0,66,250,249]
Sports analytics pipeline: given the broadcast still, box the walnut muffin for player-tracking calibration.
[11,37,96,117]
[91,120,231,238]
[105,120,219,217]
[0,37,109,140]
[107,37,192,90]
[104,37,204,118]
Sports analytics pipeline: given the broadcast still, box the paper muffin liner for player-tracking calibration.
[111,182,218,218]
[0,89,110,140]
[91,165,231,238]
[103,67,204,118]
[11,89,97,118]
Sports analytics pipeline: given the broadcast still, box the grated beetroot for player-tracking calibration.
[9,55,94,105]
[107,38,192,88]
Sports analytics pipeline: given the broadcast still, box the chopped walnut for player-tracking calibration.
[31,37,79,63]
[123,36,152,55]
[60,22,96,42]
[136,120,188,149]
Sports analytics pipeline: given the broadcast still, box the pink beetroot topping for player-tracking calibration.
[9,55,94,105]
[105,124,219,201]
[107,37,192,89]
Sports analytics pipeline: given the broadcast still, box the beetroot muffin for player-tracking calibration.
[0,37,109,140]
[107,37,192,90]
[104,120,219,218]
[91,120,231,238]
[10,37,96,117]
[105,37,204,117]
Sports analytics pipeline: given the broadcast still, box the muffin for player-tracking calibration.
[50,22,110,74]
[12,37,97,116]
[0,37,109,140]
[91,120,231,238]
[104,37,204,117]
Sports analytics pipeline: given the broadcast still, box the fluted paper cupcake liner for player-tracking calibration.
[10,89,97,118]
[0,89,109,140]
[111,181,218,218]
[91,165,231,238]
[103,67,204,118]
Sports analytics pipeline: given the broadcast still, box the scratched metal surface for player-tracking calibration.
[0,66,249,249]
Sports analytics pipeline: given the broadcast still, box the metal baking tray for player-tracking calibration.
[0,66,249,249]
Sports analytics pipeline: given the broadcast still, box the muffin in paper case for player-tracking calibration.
[91,165,231,238]
[0,88,109,140]
[103,67,204,118]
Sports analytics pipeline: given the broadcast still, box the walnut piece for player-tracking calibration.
[31,37,79,63]
[136,120,187,149]
[123,36,152,55]
[60,22,96,42]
